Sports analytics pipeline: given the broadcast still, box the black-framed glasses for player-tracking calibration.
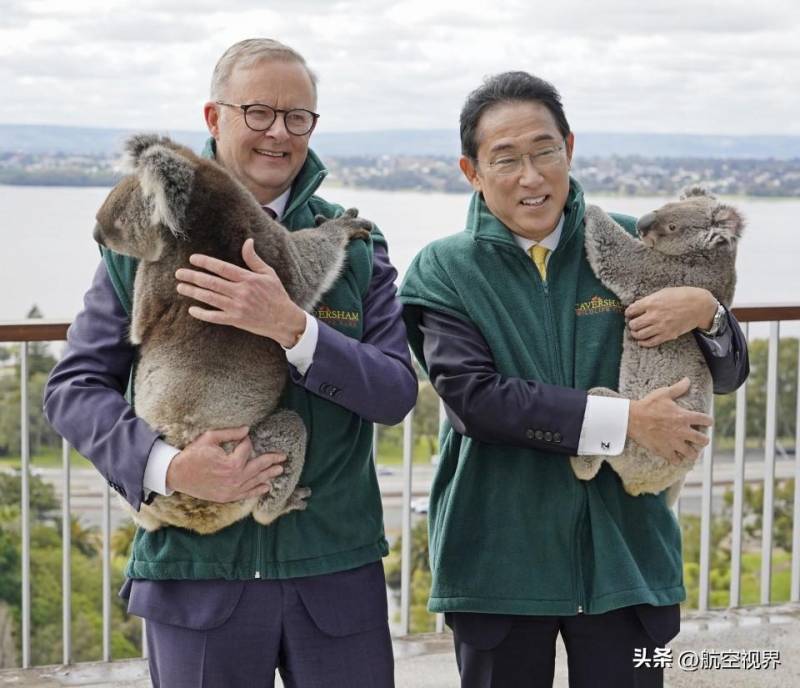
[216,101,319,136]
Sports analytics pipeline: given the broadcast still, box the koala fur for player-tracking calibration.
[570,187,744,505]
[94,134,372,534]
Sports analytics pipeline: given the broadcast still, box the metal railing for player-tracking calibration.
[0,304,799,670]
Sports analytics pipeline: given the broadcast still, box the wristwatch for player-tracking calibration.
[698,300,727,336]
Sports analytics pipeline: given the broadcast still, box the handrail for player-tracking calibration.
[1,304,799,343]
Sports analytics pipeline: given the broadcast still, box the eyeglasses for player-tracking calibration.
[481,144,566,176]
[215,101,319,136]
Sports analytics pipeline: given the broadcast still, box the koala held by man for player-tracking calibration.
[93,134,372,534]
[570,187,744,505]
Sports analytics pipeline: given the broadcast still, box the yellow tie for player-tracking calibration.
[529,245,550,282]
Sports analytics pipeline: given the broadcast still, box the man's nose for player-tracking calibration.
[263,113,290,139]
[518,155,545,185]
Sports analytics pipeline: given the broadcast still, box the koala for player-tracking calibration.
[93,133,372,534]
[570,187,744,505]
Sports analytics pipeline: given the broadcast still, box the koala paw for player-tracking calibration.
[317,208,372,241]
[284,486,312,513]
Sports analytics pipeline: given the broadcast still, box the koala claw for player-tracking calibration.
[284,486,312,513]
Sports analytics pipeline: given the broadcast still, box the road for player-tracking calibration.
[27,449,798,536]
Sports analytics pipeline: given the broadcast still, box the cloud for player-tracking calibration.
[0,0,798,135]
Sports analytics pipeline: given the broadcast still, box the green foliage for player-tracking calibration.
[0,478,142,667]
[0,473,59,517]
[413,381,440,457]
[713,337,798,444]
[384,519,437,633]
[682,476,798,610]
[0,305,61,457]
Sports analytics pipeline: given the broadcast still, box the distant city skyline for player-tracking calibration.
[2,0,799,136]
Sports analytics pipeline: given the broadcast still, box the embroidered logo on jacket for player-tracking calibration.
[313,304,361,327]
[575,295,624,316]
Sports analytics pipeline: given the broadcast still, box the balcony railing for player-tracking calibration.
[0,304,798,672]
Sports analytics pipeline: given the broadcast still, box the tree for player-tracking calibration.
[0,473,59,518]
[413,381,440,457]
[0,306,61,457]
[714,337,798,444]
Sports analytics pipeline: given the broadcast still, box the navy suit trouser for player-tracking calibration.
[124,562,394,688]
[448,604,679,688]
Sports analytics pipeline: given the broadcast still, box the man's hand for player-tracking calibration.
[165,426,286,502]
[625,286,718,347]
[627,378,712,465]
[175,238,307,347]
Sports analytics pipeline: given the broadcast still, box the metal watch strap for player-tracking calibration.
[699,301,726,336]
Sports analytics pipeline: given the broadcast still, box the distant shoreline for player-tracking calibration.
[2,180,799,200]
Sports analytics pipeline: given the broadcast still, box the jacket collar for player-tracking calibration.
[201,136,328,221]
[467,176,586,254]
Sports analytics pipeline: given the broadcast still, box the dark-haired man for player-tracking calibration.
[45,38,416,687]
[400,72,748,687]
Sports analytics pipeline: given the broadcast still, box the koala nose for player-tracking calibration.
[637,212,657,237]
[93,222,106,246]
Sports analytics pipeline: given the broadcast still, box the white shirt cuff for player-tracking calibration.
[283,311,318,375]
[143,439,179,497]
[577,395,630,456]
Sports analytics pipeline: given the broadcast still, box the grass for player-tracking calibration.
[0,446,91,470]
[0,438,438,471]
[684,549,793,610]
[375,435,438,466]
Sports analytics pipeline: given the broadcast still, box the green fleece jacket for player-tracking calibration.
[104,140,389,580]
[400,179,685,615]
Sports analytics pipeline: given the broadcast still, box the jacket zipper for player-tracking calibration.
[254,523,263,579]
[539,256,583,613]
[574,488,587,613]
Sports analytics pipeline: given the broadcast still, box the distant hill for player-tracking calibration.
[2,124,799,160]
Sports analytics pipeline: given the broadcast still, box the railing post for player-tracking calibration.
[698,405,715,612]
[435,400,446,634]
[761,322,780,605]
[730,323,748,607]
[20,342,31,668]
[399,411,414,636]
[792,336,800,602]
[102,479,112,662]
[62,439,72,665]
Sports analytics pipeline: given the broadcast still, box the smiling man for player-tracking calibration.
[45,38,416,687]
[400,72,749,688]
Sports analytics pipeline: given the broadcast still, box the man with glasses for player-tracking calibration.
[45,38,416,687]
[400,72,748,687]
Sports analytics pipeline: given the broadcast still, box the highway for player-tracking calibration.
[25,450,798,539]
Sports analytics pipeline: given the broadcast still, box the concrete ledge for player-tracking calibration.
[3,605,799,687]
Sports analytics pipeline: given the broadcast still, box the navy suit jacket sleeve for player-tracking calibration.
[45,244,416,510]
[43,263,160,510]
[419,308,588,455]
[692,306,749,394]
[288,242,417,425]
[419,306,749,455]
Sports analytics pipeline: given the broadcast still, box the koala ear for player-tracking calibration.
[121,134,176,174]
[680,185,716,201]
[137,143,195,240]
[708,203,745,246]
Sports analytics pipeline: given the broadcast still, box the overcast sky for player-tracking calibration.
[2,0,798,136]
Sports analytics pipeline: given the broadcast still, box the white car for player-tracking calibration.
[410,497,429,514]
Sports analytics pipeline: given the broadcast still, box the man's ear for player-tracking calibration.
[459,156,482,193]
[564,132,575,167]
[204,101,221,138]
